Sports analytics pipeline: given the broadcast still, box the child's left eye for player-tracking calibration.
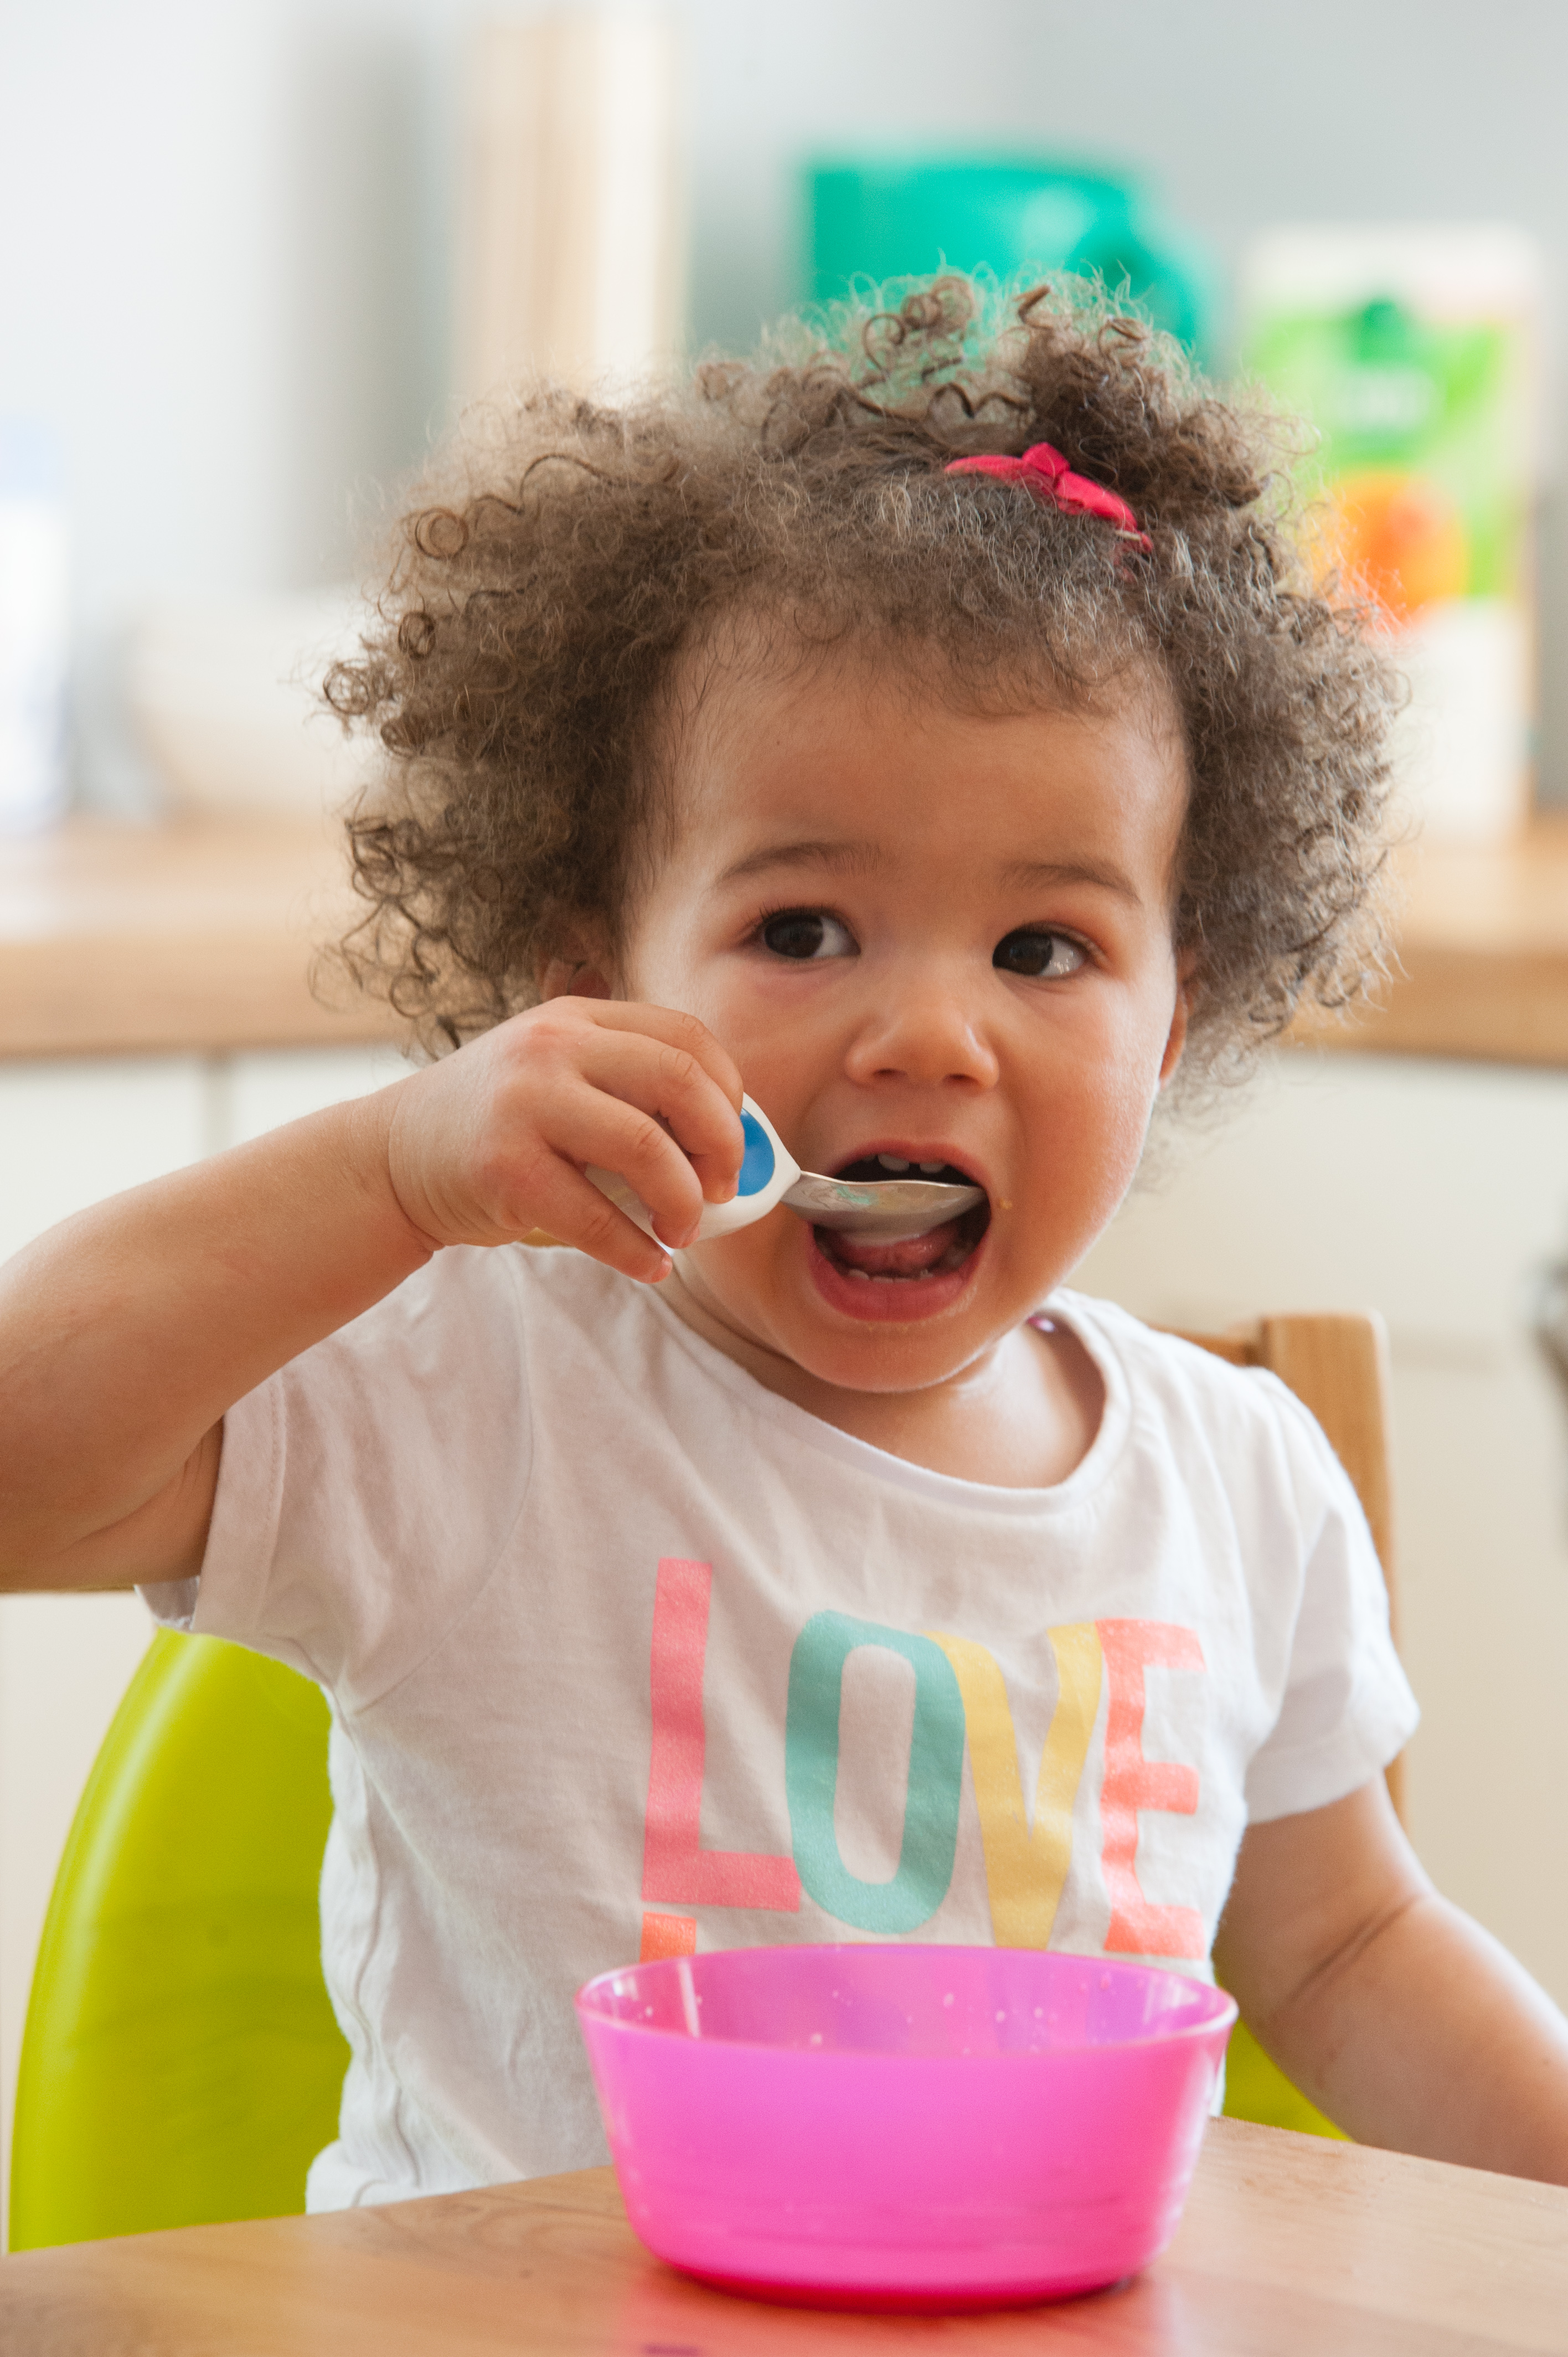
[993,928,1087,979]
[759,909,857,961]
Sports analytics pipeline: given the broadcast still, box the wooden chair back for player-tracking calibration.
[1167,1311,1403,1818]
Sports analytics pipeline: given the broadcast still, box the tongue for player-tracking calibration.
[824,1219,961,1278]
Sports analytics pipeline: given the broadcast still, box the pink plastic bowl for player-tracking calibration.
[576,1942,1236,2311]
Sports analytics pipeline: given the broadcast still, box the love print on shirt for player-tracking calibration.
[638,1558,1206,1966]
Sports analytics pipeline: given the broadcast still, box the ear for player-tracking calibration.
[538,925,616,1003]
[1157,952,1198,1088]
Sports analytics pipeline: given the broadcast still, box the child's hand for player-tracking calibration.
[384,1000,745,1282]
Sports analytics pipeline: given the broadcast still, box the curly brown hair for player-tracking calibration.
[325,275,1397,1095]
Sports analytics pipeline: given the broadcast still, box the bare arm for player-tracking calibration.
[0,999,742,1594]
[1214,1778,1568,2183]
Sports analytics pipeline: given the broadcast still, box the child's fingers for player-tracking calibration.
[389,1000,749,1262]
[526,1168,678,1284]
[576,1038,745,1207]
[524,1005,747,1205]
[571,1001,745,1123]
[534,1081,711,1249]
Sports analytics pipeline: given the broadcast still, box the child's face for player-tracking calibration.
[612,642,1190,1396]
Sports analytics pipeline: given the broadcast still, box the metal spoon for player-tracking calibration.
[777,1169,984,1244]
[583,1097,984,1247]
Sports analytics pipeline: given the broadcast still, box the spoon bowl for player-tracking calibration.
[782,1171,985,1243]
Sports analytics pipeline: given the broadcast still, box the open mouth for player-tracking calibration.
[814,1154,992,1286]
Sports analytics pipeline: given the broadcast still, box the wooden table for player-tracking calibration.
[5,2120,1565,2355]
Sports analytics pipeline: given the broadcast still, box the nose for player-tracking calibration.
[842,965,1000,1093]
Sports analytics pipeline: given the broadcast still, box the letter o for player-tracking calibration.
[785,1612,966,1934]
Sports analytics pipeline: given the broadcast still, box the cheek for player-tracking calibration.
[1044,1001,1170,1178]
[618,937,785,1057]
[615,936,697,1010]
[702,996,831,1125]
[684,1207,801,1326]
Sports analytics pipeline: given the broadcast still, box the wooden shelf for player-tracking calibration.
[0,818,401,1060]
[6,813,1568,1067]
[1296,816,1568,1068]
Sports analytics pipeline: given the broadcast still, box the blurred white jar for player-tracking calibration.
[0,420,70,835]
[126,586,377,822]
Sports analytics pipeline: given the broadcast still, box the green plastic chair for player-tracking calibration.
[9,1629,349,2251]
[1223,2015,1345,2140]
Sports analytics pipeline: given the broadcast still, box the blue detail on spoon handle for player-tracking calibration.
[736,1109,777,1198]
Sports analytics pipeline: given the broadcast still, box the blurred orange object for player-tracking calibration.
[1323,470,1469,621]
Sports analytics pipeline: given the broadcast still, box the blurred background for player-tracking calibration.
[6,0,1568,2240]
[2,0,1566,825]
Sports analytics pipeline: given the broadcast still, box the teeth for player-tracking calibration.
[918,1161,944,1174]
[876,1153,910,1172]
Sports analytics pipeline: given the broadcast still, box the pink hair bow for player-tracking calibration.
[945,441,1151,552]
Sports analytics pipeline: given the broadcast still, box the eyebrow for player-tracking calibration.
[715,840,882,888]
[716,841,1147,907]
[1002,858,1145,907]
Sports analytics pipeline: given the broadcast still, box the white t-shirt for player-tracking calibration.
[146,1247,1416,2211]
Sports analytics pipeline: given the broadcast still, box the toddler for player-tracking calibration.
[4,279,1568,2206]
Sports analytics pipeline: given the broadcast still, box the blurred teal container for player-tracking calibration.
[806,158,1211,358]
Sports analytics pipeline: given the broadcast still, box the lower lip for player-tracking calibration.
[806,1224,985,1323]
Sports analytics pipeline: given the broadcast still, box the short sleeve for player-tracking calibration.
[1242,1373,1419,1824]
[142,1248,535,1710]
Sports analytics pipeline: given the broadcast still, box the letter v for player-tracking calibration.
[928,1625,1102,1947]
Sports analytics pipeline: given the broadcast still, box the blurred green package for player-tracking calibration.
[806,157,1214,362]
[1242,228,1542,843]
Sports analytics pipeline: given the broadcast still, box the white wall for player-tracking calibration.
[5,0,1568,809]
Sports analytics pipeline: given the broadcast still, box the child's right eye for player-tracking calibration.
[759,910,856,961]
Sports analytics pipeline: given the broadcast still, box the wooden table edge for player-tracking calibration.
[4,2119,1567,2355]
